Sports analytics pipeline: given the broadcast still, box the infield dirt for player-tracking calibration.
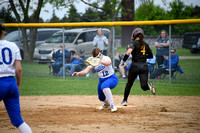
[0,95,200,133]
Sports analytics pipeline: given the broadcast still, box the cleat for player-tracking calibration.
[121,100,127,106]
[111,105,117,112]
[148,82,156,95]
[98,104,110,110]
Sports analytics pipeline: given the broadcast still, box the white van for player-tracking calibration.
[33,28,110,63]
[4,28,62,58]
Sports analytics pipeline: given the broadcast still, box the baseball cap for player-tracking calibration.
[80,49,85,53]
[0,23,5,31]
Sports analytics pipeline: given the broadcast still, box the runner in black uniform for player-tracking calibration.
[120,28,156,106]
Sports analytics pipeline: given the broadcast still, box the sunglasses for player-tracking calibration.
[171,52,175,53]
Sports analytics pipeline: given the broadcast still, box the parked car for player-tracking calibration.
[4,28,62,58]
[182,32,200,54]
[33,28,110,63]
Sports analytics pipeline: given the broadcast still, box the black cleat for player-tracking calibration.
[121,100,128,106]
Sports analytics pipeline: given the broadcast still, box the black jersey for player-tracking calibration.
[130,40,153,62]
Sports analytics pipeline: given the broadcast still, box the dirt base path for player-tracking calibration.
[0,95,200,133]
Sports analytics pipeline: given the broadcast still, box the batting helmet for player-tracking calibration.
[131,28,144,40]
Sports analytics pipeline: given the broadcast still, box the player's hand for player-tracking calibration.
[72,72,78,76]
[120,60,125,66]
[163,55,168,60]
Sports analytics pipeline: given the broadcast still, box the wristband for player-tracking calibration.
[123,54,129,62]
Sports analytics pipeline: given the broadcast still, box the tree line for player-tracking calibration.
[1,0,199,36]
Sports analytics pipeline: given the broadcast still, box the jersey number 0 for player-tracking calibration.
[0,48,12,65]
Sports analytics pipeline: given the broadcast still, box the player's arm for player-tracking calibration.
[72,66,93,76]
[120,48,133,66]
[100,55,111,66]
[101,59,111,66]
[126,48,133,56]
[14,60,22,90]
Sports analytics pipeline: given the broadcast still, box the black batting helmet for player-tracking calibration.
[131,28,144,40]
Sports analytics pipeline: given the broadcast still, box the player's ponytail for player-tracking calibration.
[138,33,144,47]
[92,48,101,57]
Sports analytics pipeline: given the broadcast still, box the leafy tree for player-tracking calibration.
[192,6,200,17]
[134,0,169,36]
[67,4,81,22]
[135,0,168,21]
[60,15,69,22]
[81,7,100,22]
[49,10,60,23]
[168,0,185,19]
[3,0,46,62]
[134,0,200,36]
[167,0,200,35]
[0,7,17,32]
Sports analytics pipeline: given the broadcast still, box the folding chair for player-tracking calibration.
[161,65,184,79]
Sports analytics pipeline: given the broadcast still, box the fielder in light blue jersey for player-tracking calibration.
[72,48,118,112]
[0,23,32,133]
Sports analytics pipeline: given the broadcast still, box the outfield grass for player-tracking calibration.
[20,49,200,96]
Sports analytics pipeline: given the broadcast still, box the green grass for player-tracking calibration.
[20,54,200,96]
[20,75,200,96]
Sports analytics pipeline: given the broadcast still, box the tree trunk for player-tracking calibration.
[29,28,37,61]
[9,0,43,62]
[121,0,135,47]
[21,28,29,62]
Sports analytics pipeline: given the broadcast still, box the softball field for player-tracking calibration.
[0,95,200,133]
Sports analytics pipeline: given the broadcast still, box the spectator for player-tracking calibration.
[118,44,132,78]
[114,52,121,72]
[58,50,86,76]
[146,55,156,76]
[154,30,169,68]
[51,44,70,75]
[150,49,183,79]
[119,54,132,79]
[79,49,87,63]
[93,28,109,55]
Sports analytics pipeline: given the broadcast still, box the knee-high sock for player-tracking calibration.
[18,122,32,133]
[103,88,114,106]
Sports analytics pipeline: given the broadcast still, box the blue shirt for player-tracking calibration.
[52,49,70,62]
[155,38,169,56]
[71,58,82,64]
[164,54,179,70]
